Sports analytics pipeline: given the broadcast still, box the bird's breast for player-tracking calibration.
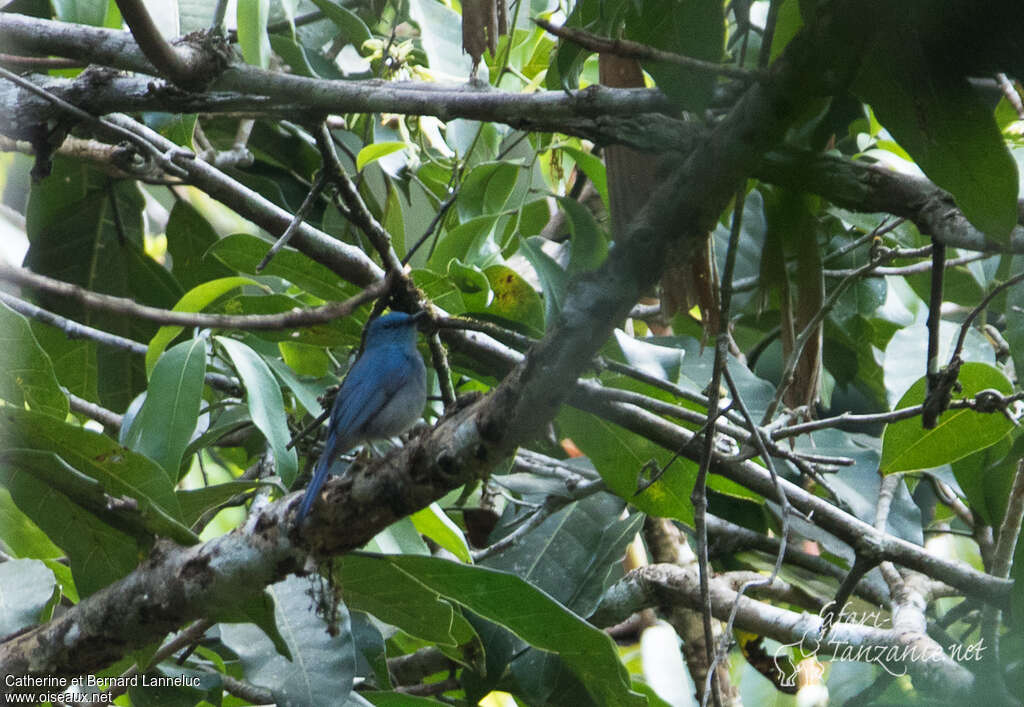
[366,352,427,438]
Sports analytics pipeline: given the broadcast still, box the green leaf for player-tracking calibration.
[382,179,406,256]
[558,406,696,525]
[0,406,184,521]
[215,585,292,660]
[447,258,493,312]
[176,480,277,529]
[366,516,431,556]
[165,201,234,290]
[457,162,520,221]
[952,433,1022,527]
[237,0,272,69]
[544,0,619,91]
[356,142,407,172]
[0,449,198,546]
[411,269,467,316]
[371,555,646,706]
[265,356,326,417]
[24,162,180,411]
[881,362,1014,474]
[307,0,371,52]
[217,293,348,347]
[518,235,567,326]
[0,451,138,597]
[269,33,330,79]
[29,323,97,403]
[624,0,723,112]
[799,430,922,544]
[560,146,608,212]
[410,503,473,563]
[480,264,545,335]
[557,196,608,275]
[0,487,64,561]
[408,0,476,80]
[339,555,461,646]
[278,341,330,378]
[769,0,804,63]
[484,493,641,617]
[0,559,57,636]
[220,575,355,705]
[52,0,109,26]
[146,276,258,376]
[124,339,207,480]
[207,233,359,301]
[428,215,502,271]
[853,26,1018,241]
[0,302,68,418]
[215,337,299,486]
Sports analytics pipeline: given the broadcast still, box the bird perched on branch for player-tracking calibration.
[294,311,428,524]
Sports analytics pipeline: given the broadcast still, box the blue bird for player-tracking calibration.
[295,311,427,524]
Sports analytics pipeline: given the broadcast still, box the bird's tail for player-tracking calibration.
[294,428,340,524]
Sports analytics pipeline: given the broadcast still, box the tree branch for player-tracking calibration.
[113,0,225,90]
[0,261,389,330]
[590,563,977,699]
[572,388,1012,606]
[534,18,767,82]
[4,11,1024,260]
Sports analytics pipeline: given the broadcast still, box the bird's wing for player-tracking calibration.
[329,348,420,443]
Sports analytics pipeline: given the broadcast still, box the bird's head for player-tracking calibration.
[364,310,427,348]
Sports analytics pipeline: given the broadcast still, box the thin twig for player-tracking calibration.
[471,478,605,561]
[0,53,82,69]
[996,73,1024,120]
[225,10,325,40]
[979,459,1024,686]
[534,18,767,83]
[696,186,748,707]
[763,247,892,423]
[873,475,905,591]
[708,365,793,693]
[0,290,239,393]
[434,315,536,351]
[97,619,214,703]
[428,332,457,411]
[210,0,231,31]
[404,190,458,265]
[257,170,328,271]
[822,252,989,278]
[315,122,405,274]
[67,390,124,429]
[597,357,747,426]
[0,261,388,330]
[951,271,1024,367]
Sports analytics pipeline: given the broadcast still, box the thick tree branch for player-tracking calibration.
[590,563,977,699]
[113,0,226,90]
[4,12,1023,259]
[0,14,674,134]
[759,150,1024,253]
